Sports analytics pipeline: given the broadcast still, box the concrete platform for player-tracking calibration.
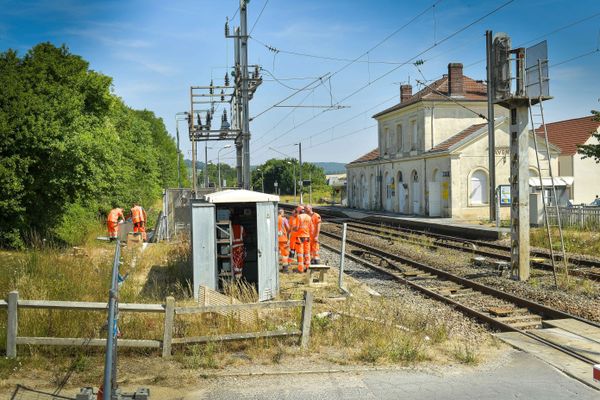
[310,204,509,241]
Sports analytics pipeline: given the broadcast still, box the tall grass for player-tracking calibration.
[531,228,600,257]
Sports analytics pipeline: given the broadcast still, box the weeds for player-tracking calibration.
[452,343,479,365]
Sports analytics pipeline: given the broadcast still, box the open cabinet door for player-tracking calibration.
[256,202,279,301]
[191,202,216,300]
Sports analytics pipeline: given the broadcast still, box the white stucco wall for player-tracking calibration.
[571,134,600,204]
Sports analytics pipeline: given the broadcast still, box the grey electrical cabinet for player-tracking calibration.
[191,190,280,301]
[191,202,216,300]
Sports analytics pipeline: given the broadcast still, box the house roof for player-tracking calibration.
[347,148,379,165]
[428,122,488,153]
[373,75,488,118]
[535,115,600,156]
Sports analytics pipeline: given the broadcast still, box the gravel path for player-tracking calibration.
[319,246,489,343]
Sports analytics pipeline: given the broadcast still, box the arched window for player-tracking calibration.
[397,171,403,183]
[470,170,488,204]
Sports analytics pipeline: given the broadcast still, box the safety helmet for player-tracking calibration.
[296,205,305,213]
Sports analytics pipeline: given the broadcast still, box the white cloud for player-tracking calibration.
[112,51,177,76]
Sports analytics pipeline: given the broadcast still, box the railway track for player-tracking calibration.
[327,220,600,281]
[318,230,600,376]
[279,204,600,280]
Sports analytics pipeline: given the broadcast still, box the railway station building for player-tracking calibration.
[346,62,569,219]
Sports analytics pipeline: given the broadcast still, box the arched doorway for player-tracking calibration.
[470,169,488,205]
[411,170,420,214]
[397,171,407,214]
[385,171,394,211]
[360,174,367,209]
[369,173,375,209]
[428,169,442,217]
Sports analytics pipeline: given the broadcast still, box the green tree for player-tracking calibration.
[0,43,184,248]
[251,158,326,194]
[577,110,600,163]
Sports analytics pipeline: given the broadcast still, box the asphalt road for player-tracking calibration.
[182,351,599,400]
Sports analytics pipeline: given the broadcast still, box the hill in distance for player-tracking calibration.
[184,159,346,174]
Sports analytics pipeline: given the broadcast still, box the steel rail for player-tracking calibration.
[331,221,600,281]
[319,237,599,367]
[320,230,600,329]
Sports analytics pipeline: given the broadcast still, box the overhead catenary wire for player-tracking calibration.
[251,73,331,120]
[249,0,269,35]
[252,0,515,157]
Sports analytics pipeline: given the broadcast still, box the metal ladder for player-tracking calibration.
[528,59,568,286]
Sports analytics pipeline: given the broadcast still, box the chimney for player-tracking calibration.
[400,84,412,103]
[447,63,464,97]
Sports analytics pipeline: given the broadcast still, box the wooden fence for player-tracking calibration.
[1,290,313,359]
[546,206,600,229]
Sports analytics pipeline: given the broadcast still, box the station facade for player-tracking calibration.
[346,63,565,219]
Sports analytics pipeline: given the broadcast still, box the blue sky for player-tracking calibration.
[1,0,599,165]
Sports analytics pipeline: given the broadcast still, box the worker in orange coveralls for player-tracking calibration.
[232,222,247,279]
[292,205,313,273]
[288,207,299,262]
[277,209,290,272]
[107,204,124,241]
[305,205,322,265]
[130,202,147,241]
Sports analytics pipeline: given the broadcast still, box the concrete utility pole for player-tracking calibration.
[240,0,251,189]
[297,142,303,204]
[234,27,243,187]
[492,33,530,281]
[175,112,189,189]
[486,30,496,222]
[205,144,212,188]
[189,88,197,196]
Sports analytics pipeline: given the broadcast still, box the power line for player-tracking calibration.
[249,0,269,34]
[250,1,444,154]
[253,0,514,156]
[251,73,331,120]
[305,124,378,150]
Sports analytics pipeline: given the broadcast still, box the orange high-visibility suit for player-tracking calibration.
[131,205,147,241]
[232,224,246,278]
[107,208,124,239]
[277,215,290,269]
[310,211,322,264]
[294,213,313,272]
[288,213,299,258]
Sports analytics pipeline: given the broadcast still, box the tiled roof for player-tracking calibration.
[373,75,488,118]
[535,116,600,156]
[428,122,488,153]
[348,148,379,165]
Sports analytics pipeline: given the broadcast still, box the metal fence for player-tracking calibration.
[547,206,600,229]
[162,188,193,240]
[160,188,223,241]
[2,290,313,359]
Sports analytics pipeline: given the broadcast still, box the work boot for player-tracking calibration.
[282,265,289,274]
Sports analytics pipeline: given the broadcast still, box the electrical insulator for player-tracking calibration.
[223,109,228,123]
[220,89,225,101]
[224,73,229,86]
[209,80,214,94]
[225,18,230,37]
[197,114,202,129]
[254,65,260,79]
